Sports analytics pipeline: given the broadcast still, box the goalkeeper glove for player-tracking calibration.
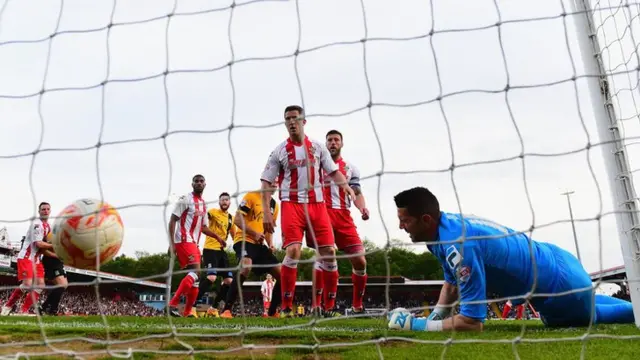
[427,306,451,321]
[388,311,414,331]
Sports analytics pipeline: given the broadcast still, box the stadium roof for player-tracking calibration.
[0,253,166,289]
[589,265,626,281]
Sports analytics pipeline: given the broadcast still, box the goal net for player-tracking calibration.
[1,0,640,359]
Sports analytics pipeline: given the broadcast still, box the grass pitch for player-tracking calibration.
[0,315,639,359]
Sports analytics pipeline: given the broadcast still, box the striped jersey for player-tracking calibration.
[172,192,208,244]
[17,219,50,262]
[261,279,275,302]
[261,136,338,203]
[323,157,361,210]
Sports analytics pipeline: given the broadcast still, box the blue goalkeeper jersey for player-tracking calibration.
[428,212,563,322]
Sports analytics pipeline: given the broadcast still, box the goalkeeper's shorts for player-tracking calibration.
[535,245,593,327]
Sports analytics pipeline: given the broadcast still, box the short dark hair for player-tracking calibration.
[38,202,50,210]
[393,187,440,219]
[192,174,205,182]
[284,105,304,117]
[219,192,230,199]
[326,129,343,140]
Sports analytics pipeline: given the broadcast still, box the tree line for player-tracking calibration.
[100,239,444,290]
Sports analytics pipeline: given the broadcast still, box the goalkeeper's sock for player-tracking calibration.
[224,275,246,312]
[170,272,196,307]
[410,317,443,332]
[351,269,367,309]
[21,291,39,313]
[195,276,212,306]
[183,286,199,316]
[594,294,635,324]
[280,257,298,310]
[268,280,282,316]
[312,262,324,309]
[214,284,230,308]
[321,261,338,311]
[5,288,24,307]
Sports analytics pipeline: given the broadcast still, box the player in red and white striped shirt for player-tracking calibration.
[167,174,225,317]
[261,105,355,318]
[261,274,275,317]
[314,129,370,314]
[1,202,54,316]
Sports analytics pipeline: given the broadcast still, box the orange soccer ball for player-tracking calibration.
[51,199,124,270]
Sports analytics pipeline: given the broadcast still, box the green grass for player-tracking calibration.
[0,316,639,359]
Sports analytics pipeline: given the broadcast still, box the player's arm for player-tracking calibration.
[32,225,53,250]
[168,196,188,250]
[34,240,53,250]
[349,165,369,220]
[425,245,486,331]
[260,149,280,234]
[233,211,265,242]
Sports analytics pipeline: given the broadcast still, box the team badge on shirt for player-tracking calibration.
[458,265,471,282]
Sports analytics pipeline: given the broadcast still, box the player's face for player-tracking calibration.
[38,205,50,220]
[284,110,306,138]
[192,176,206,194]
[219,196,230,211]
[397,208,433,243]
[326,134,342,157]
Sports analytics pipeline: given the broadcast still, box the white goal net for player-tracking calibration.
[1,0,640,359]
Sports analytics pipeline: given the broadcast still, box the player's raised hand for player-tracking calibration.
[360,207,370,221]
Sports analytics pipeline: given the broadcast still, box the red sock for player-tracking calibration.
[170,273,195,307]
[351,272,367,309]
[502,302,512,319]
[280,265,297,310]
[516,305,524,319]
[21,291,39,313]
[5,288,24,308]
[323,269,339,311]
[312,265,324,309]
[183,286,199,316]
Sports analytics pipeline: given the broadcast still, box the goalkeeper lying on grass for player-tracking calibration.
[388,186,635,332]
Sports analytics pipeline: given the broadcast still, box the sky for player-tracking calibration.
[1,0,640,276]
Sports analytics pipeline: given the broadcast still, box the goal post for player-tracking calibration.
[570,0,640,327]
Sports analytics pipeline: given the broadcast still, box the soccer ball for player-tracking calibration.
[386,307,410,321]
[51,198,124,270]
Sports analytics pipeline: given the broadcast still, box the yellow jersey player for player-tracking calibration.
[193,192,238,318]
[220,189,282,318]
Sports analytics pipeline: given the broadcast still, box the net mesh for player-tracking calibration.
[1,0,640,358]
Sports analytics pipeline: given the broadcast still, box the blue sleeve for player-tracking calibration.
[442,263,457,285]
[456,243,487,322]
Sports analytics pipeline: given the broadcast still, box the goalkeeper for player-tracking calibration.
[389,186,635,332]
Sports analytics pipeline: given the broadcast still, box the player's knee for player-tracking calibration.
[318,246,335,257]
[285,245,302,259]
[351,255,366,271]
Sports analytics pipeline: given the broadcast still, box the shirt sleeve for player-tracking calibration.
[172,195,188,218]
[32,222,44,242]
[349,163,361,187]
[238,194,254,215]
[260,148,281,184]
[319,144,339,175]
[455,243,488,322]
